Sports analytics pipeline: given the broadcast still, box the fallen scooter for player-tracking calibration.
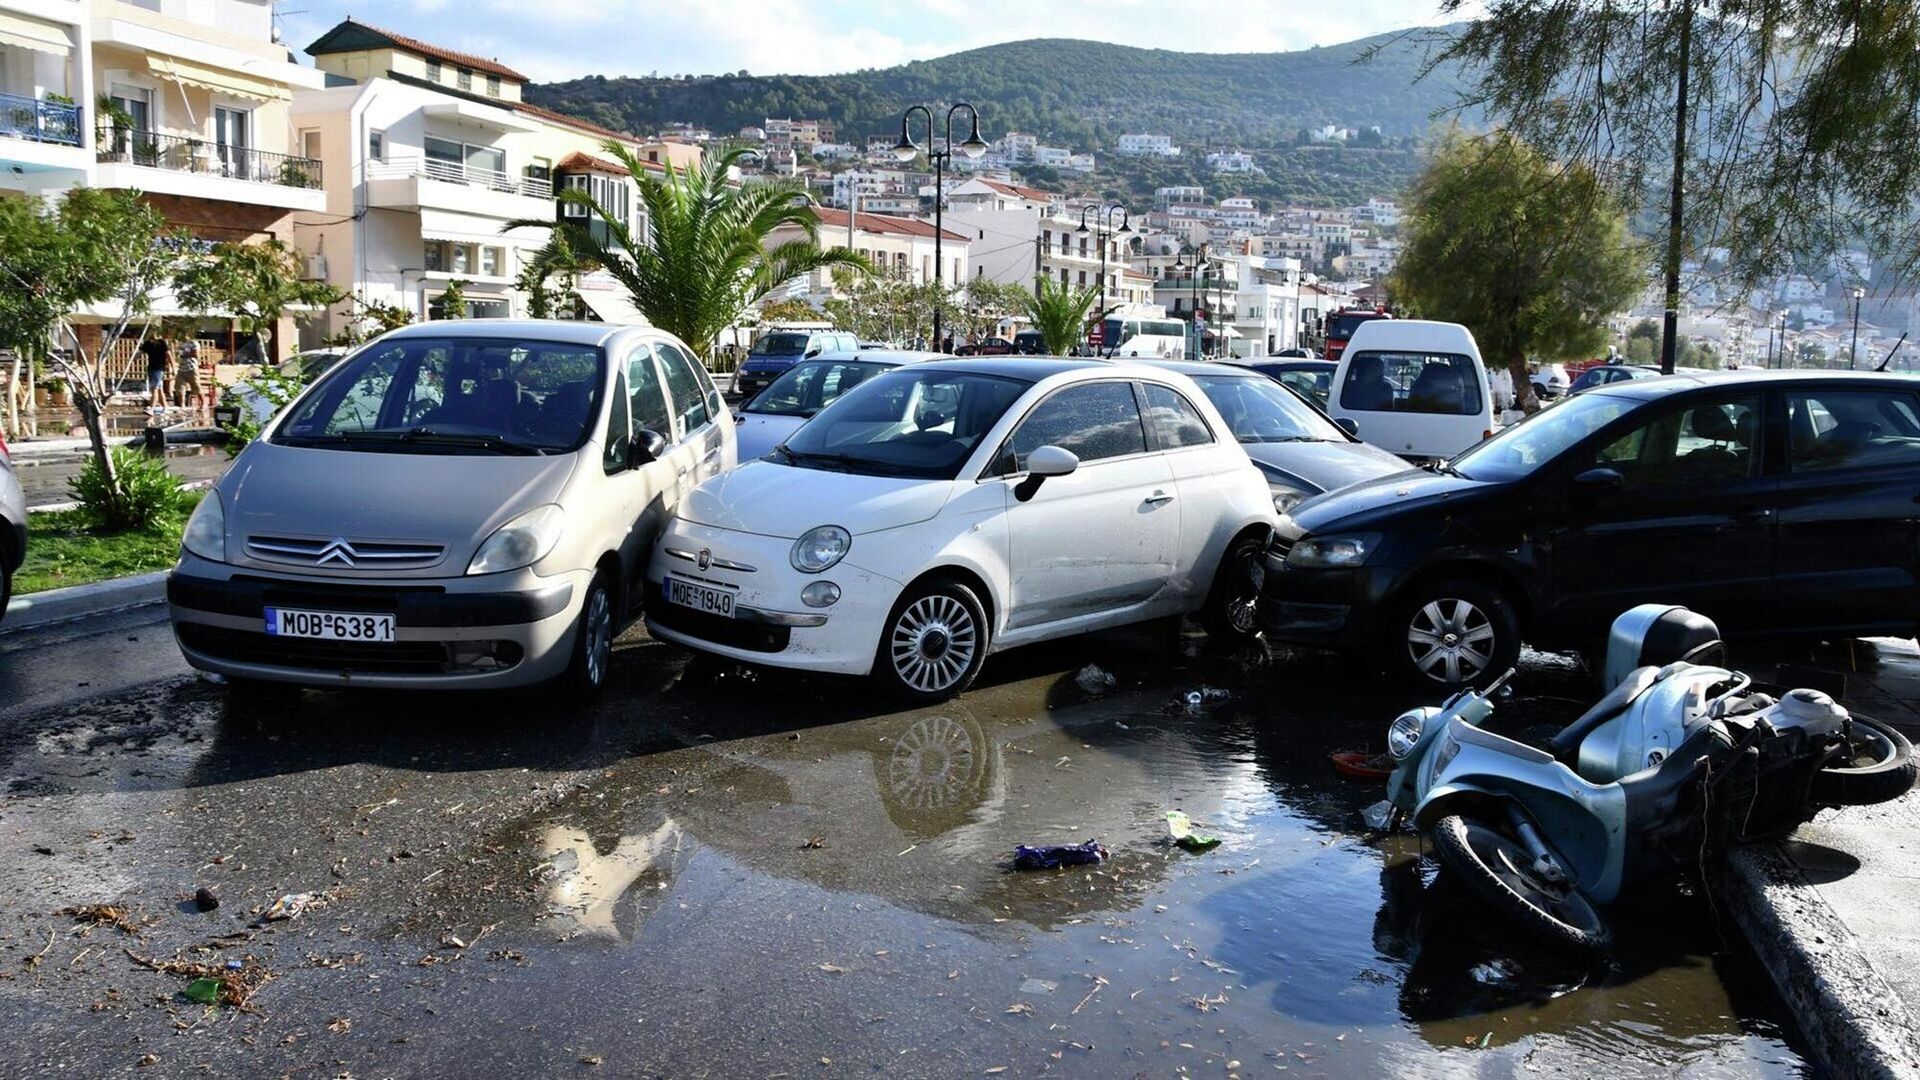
[1364,605,1916,953]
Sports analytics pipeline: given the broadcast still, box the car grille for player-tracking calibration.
[246,535,445,571]
[176,623,522,676]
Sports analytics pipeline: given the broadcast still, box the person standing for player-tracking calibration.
[175,341,204,415]
[140,333,171,410]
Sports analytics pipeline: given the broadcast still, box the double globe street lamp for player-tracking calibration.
[1076,204,1131,336]
[894,103,989,349]
[1172,243,1217,358]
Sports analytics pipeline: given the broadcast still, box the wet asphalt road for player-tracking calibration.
[0,608,1806,1078]
[15,446,231,508]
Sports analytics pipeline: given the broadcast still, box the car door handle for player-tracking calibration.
[1144,490,1175,506]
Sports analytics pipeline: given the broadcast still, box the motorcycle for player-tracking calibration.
[1365,605,1916,952]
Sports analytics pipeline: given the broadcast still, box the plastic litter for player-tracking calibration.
[1330,751,1394,781]
[184,977,221,1004]
[224,960,243,971]
[1166,810,1221,852]
[1183,688,1233,710]
[1012,840,1108,871]
[1074,664,1117,696]
[265,893,313,921]
[192,886,219,913]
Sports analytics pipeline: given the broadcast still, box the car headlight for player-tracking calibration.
[1286,533,1377,569]
[1270,483,1310,515]
[790,525,851,574]
[181,490,225,562]
[1387,709,1428,759]
[467,504,565,575]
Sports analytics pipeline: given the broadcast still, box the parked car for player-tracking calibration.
[1143,361,1413,512]
[645,358,1277,702]
[168,320,736,695]
[731,329,860,401]
[1570,362,1662,394]
[1244,358,1338,408]
[1531,363,1572,400]
[1258,369,1920,689]
[1013,330,1046,355]
[1327,320,1498,463]
[954,337,1016,356]
[0,432,22,621]
[858,340,892,351]
[1272,347,1314,359]
[734,350,947,461]
[229,349,350,425]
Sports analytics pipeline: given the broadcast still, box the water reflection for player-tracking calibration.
[537,818,686,941]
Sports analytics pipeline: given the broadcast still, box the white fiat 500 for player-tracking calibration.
[644,358,1277,701]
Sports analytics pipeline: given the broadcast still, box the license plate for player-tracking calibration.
[264,607,396,642]
[665,576,736,618]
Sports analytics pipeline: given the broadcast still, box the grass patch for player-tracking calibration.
[14,493,201,595]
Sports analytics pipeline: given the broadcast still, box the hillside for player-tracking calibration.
[529,31,1468,193]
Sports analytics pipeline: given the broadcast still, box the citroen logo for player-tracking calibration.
[315,538,359,567]
[696,548,712,571]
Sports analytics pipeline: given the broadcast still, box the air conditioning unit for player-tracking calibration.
[304,254,328,280]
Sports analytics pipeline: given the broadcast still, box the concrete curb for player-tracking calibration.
[1,570,168,634]
[1720,843,1920,1080]
[27,477,215,514]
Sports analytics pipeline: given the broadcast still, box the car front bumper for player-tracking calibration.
[167,554,587,689]
[1254,545,1398,649]
[642,518,902,677]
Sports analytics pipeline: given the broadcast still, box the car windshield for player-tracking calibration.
[754,332,811,357]
[273,336,604,454]
[746,359,888,418]
[1450,390,1639,481]
[776,369,1028,479]
[1194,375,1346,443]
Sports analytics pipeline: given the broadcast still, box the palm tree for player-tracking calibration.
[1022,276,1100,356]
[508,144,868,359]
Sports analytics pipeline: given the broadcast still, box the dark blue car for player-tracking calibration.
[730,330,858,401]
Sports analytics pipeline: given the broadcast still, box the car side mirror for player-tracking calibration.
[629,428,668,467]
[1573,466,1623,493]
[1335,417,1359,436]
[804,346,821,358]
[1015,444,1079,502]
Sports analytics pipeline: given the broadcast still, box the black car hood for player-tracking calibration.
[1290,467,1496,532]
[1245,440,1413,495]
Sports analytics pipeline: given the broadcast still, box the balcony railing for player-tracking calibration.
[95,126,323,189]
[369,155,552,199]
[1,92,81,147]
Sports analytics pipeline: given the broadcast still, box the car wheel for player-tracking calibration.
[560,571,614,698]
[0,559,10,623]
[1201,533,1266,642]
[873,578,990,704]
[1389,577,1521,690]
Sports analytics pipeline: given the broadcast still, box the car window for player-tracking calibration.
[1452,390,1638,481]
[603,371,631,474]
[1589,394,1761,490]
[754,332,810,357]
[625,344,672,438]
[1143,383,1215,449]
[1787,390,1920,474]
[749,360,885,417]
[1003,381,1148,471]
[656,342,711,437]
[1339,350,1484,416]
[1194,375,1344,444]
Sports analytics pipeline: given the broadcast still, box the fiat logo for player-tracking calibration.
[696,548,712,571]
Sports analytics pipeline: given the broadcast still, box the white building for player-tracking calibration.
[1116,132,1180,158]
[945,201,1138,308]
[769,206,969,305]
[1067,152,1096,173]
[996,131,1037,162]
[946,177,1057,214]
[1033,145,1071,168]
[1206,150,1260,174]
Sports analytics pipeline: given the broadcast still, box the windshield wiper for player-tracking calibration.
[784,450,907,476]
[333,428,545,455]
[769,443,798,464]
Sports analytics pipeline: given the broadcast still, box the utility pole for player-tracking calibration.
[1658,1,1693,377]
[1849,287,1864,369]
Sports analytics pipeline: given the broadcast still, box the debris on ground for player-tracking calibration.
[800,835,826,850]
[184,977,221,1004]
[1165,811,1221,853]
[263,891,325,922]
[57,905,145,934]
[125,948,275,1008]
[1182,687,1232,711]
[192,887,220,913]
[1329,751,1393,781]
[1012,841,1108,871]
[1074,664,1117,696]
[1018,978,1058,995]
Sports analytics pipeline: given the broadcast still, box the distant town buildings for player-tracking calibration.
[1115,133,1181,158]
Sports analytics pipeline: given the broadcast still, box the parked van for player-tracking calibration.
[732,327,860,401]
[168,320,736,696]
[1327,320,1497,462]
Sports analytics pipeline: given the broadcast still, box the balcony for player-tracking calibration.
[94,126,326,212]
[1,92,81,147]
[365,156,555,221]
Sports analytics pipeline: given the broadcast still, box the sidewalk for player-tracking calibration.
[1721,638,1920,1080]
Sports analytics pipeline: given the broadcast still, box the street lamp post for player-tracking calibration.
[1777,309,1791,368]
[894,103,990,349]
[1850,287,1865,369]
[1173,242,1211,358]
[1076,203,1130,324]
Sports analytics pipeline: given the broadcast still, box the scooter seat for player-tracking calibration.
[1549,665,1663,764]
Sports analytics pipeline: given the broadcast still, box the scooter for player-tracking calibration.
[1364,605,1915,953]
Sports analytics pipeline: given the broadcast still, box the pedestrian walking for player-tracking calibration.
[175,341,204,415]
[140,333,171,410]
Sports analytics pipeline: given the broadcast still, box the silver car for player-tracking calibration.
[1,434,23,620]
[732,350,946,462]
[168,320,736,694]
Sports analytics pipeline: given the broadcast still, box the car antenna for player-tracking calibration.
[1875,332,1908,373]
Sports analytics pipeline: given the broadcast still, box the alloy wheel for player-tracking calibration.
[890,594,979,694]
[584,588,612,687]
[1407,598,1496,684]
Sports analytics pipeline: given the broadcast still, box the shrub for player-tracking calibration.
[219,362,307,457]
[67,447,192,533]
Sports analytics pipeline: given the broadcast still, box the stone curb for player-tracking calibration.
[28,477,215,514]
[1,570,168,634]
[1720,843,1920,1080]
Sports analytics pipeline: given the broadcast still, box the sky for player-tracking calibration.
[277,0,1461,84]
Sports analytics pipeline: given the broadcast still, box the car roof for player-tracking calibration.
[1588,367,1920,400]
[805,349,948,365]
[914,356,1120,380]
[1134,359,1266,378]
[379,318,633,348]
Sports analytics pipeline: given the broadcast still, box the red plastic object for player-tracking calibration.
[1330,752,1392,781]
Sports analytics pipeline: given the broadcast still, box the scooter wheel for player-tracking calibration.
[1429,813,1611,955]
[1811,715,1916,807]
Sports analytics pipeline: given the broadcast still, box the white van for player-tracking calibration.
[1101,314,1189,359]
[1327,320,1497,462]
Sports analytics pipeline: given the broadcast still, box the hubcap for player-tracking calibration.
[887,716,980,809]
[1224,551,1264,634]
[584,588,611,686]
[890,594,978,694]
[1408,598,1496,684]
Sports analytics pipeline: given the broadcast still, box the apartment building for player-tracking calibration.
[1206,150,1259,174]
[1115,132,1179,158]
[2,0,329,362]
[766,206,969,307]
[294,19,668,339]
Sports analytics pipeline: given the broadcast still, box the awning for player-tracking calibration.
[579,289,648,326]
[148,56,289,103]
[0,12,71,55]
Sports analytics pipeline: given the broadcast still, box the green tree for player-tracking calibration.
[439,279,470,320]
[759,297,820,323]
[821,266,942,345]
[174,237,343,361]
[323,295,414,348]
[1393,131,1644,411]
[951,278,1030,342]
[1021,275,1099,356]
[510,144,868,360]
[517,231,593,320]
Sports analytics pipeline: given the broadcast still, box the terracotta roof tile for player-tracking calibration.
[980,179,1056,203]
[810,206,968,243]
[311,19,528,83]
